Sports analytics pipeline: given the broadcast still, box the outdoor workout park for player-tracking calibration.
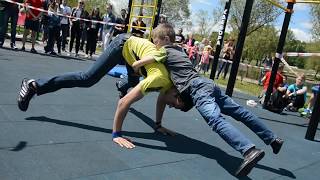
[0,0,320,179]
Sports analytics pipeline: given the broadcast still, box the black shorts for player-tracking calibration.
[25,19,40,32]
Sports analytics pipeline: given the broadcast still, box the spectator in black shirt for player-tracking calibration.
[113,9,127,36]
[175,27,185,45]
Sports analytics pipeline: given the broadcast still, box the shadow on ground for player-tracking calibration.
[24,108,296,179]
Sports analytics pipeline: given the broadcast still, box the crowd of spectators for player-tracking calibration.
[0,0,153,59]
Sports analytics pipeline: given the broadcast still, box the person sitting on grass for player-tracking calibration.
[300,84,319,117]
[284,73,307,112]
[17,31,185,148]
[116,23,284,177]
[258,64,284,104]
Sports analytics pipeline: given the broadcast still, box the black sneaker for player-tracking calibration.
[17,79,36,111]
[30,48,38,54]
[115,81,127,98]
[271,138,284,154]
[235,148,265,177]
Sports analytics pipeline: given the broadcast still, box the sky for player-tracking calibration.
[189,0,314,42]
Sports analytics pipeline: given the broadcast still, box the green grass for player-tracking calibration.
[205,75,263,97]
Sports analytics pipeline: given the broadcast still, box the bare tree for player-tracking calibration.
[160,0,191,28]
[310,4,320,39]
[195,10,211,38]
[217,0,282,36]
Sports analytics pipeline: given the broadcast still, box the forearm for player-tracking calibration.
[296,87,307,95]
[156,93,166,124]
[133,56,155,69]
[112,100,130,132]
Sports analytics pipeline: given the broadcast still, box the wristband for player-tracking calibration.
[112,131,122,138]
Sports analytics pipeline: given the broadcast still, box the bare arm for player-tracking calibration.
[156,93,167,124]
[132,56,155,71]
[154,90,177,136]
[296,86,307,95]
[112,85,144,149]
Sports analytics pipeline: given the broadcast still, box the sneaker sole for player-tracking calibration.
[236,151,265,177]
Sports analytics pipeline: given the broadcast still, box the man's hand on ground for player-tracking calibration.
[156,127,177,136]
[113,137,135,149]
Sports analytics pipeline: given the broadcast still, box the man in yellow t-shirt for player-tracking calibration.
[17,32,185,149]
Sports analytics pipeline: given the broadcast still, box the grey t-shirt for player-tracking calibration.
[164,45,200,93]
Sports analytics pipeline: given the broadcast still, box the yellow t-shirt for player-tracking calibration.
[122,36,172,95]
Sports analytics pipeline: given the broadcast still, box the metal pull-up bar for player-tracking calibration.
[296,0,320,3]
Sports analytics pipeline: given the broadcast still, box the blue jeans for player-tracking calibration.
[36,34,129,95]
[188,77,276,155]
[217,61,231,79]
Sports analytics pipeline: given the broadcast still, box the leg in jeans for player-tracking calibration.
[223,62,230,79]
[213,84,277,145]
[189,77,255,155]
[216,62,226,78]
[35,34,129,95]
[117,63,140,93]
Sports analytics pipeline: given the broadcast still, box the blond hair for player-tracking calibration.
[152,23,175,43]
[297,73,306,80]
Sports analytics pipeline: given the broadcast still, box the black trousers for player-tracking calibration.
[45,26,61,53]
[60,24,69,50]
[69,23,82,53]
[85,28,98,55]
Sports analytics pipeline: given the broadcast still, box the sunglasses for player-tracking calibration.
[79,2,84,4]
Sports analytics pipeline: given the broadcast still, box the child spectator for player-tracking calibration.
[302,84,320,115]
[188,41,199,67]
[198,43,212,74]
[284,73,307,112]
[259,64,284,102]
